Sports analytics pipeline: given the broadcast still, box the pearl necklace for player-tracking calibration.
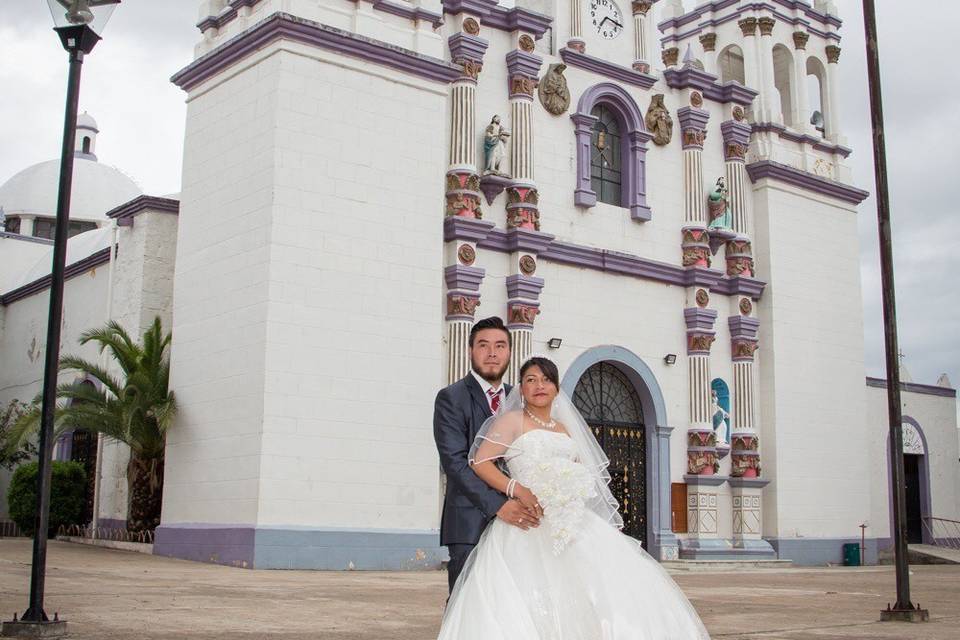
[524,408,557,430]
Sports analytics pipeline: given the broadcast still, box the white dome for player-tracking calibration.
[0,156,141,223]
[15,226,113,289]
[77,112,99,132]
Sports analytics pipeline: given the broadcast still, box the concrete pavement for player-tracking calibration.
[1,539,957,639]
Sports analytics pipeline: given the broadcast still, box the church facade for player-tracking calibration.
[1,0,957,569]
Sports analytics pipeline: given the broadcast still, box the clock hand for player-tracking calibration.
[599,16,610,28]
[610,19,623,28]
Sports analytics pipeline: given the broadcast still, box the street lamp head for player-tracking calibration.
[48,0,120,52]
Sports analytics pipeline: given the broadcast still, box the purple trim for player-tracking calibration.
[684,307,719,330]
[677,105,710,132]
[712,275,766,298]
[442,1,552,38]
[505,49,542,77]
[444,216,496,243]
[728,316,760,339]
[684,266,724,288]
[721,120,752,146]
[1,247,111,306]
[154,524,256,568]
[753,122,852,158]
[658,1,842,38]
[444,264,485,291]
[505,274,545,300]
[727,477,770,489]
[663,68,758,107]
[443,222,767,299]
[0,231,54,246]
[173,13,460,91]
[572,83,654,222]
[448,32,488,64]
[106,195,180,227]
[373,0,445,28]
[196,0,265,33]
[479,174,510,205]
[746,160,870,205]
[866,377,956,398]
[682,474,728,487]
[560,48,657,89]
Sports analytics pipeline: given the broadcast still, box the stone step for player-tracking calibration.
[662,558,793,571]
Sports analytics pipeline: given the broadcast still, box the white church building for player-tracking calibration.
[1,0,957,569]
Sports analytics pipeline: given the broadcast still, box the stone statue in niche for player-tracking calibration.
[711,389,730,444]
[707,177,733,230]
[644,94,673,146]
[538,63,571,115]
[483,115,511,176]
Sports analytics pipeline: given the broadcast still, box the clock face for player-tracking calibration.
[590,0,624,40]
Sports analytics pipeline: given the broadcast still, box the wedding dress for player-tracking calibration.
[437,390,710,640]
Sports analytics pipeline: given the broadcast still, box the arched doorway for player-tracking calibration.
[886,417,933,545]
[572,362,648,546]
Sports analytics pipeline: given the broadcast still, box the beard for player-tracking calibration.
[471,358,510,383]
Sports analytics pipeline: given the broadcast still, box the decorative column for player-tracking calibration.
[680,300,728,558]
[698,31,717,75]
[444,17,489,383]
[505,42,542,231]
[738,17,762,120]
[792,30,812,131]
[824,44,842,141]
[721,109,753,237]
[504,231,552,384]
[757,16,780,123]
[727,310,775,556]
[568,0,585,52]
[631,2,653,73]
[445,20,487,221]
[678,98,711,272]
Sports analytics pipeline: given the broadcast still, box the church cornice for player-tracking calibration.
[658,1,842,45]
[746,160,869,204]
[106,195,180,227]
[559,48,658,90]
[174,12,460,92]
[663,67,758,107]
[1,247,111,306]
[442,1,552,39]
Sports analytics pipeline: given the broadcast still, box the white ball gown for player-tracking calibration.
[437,428,711,640]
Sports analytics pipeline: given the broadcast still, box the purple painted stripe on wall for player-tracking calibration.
[711,275,766,298]
[559,48,658,90]
[746,160,870,205]
[153,524,256,569]
[444,264,485,291]
[684,307,719,330]
[753,122,852,158]
[173,13,460,92]
[866,377,956,398]
[729,315,760,339]
[443,1,553,38]
[1,247,111,306]
[664,68,758,107]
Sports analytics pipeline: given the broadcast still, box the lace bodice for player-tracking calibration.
[505,429,597,554]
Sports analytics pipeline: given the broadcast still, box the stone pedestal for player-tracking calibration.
[729,477,776,557]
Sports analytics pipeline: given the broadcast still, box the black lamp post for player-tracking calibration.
[2,2,120,637]
[860,0,929,623]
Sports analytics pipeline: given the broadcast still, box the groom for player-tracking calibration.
[433,316,541,593]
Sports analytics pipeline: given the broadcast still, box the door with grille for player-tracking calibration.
[572,362,647,545]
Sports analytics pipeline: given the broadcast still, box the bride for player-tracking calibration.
[437,356,711,639]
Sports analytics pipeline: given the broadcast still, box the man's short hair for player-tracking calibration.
[468,316,512,348]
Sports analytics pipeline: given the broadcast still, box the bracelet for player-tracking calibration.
[506,478,517,498]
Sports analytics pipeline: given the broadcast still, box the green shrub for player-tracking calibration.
[7,461,87,538]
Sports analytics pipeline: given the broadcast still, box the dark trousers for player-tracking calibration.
[446,543,475,594]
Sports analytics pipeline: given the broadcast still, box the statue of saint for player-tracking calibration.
[711,389,730,444]
[644,94,673,146]
[707,177,733,230]
[483,115,510,176]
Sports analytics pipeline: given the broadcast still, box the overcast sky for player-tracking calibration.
[1,1,956,399]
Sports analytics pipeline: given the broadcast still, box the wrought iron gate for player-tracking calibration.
[573,362,647,545]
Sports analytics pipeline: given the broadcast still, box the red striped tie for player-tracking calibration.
[488,388,501,414]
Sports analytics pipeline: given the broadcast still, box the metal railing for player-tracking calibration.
[922,517,960,551]
[57,523,154,544]
[0,521,25,538]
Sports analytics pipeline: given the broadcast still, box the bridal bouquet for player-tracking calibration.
[523,458,597,555]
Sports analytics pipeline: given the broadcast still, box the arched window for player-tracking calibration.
[710,378,731,445]
[572,83,653,221]
[82,136,91,154]
[718,45,746,86]
[772,44,794,127]
[806,56,829,137]
[590,105,622,206]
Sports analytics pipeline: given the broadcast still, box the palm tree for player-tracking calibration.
[4,317,176,532]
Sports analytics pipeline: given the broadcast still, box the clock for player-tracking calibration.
[590,0,624,40]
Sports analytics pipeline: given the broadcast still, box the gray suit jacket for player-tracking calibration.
[433,374,511,546]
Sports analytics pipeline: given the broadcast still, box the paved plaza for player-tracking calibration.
[0,539,957,639]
